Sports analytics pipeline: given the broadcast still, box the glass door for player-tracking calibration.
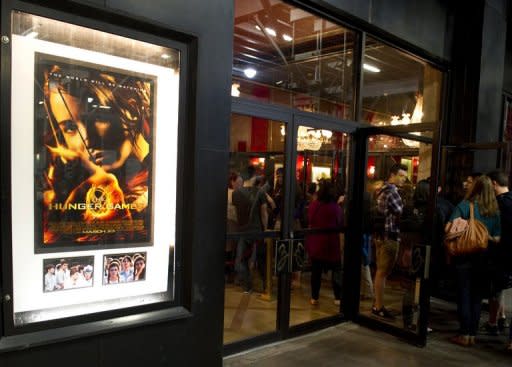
[224,112,286,345]
[223,101,358,349]
[355,129,437,345]
[287,120,352,328]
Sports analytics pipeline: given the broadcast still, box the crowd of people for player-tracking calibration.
[226,162,512,351]
[44,258,94,292]
[226,164,343,304]
[103,253,146,284]
[445,171,512,350]
[43,253,147,291]
[369,165,511,350]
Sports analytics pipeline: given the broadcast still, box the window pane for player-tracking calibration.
[233,0,354,119]
[361,37,442,127]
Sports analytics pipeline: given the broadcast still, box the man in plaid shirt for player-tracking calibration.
[372,163,408,319]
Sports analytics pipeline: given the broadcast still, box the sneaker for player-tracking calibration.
[498,317,509,331]
[371,306,395,320]
[310,299,319,306]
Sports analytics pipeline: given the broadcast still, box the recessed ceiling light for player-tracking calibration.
[244,68,257,78]
[255,25,261,31]
[282,34,292,42]
[363,63,381,73]
[265,27,276,37]
[161,54,171,59]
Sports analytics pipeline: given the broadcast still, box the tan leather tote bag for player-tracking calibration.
[444,202,489,256]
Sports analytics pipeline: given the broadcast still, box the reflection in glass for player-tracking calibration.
[233,0,354,118]
[224,114,283,344]
[289,126,349,326]
[361,37,442,127]
[360,135,432,334]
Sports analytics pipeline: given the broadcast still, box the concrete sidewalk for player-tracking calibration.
[224,322,511,367]
[224,296,512,367]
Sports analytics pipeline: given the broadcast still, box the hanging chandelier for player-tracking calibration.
[389,94,423,148]
[281,125,332,151]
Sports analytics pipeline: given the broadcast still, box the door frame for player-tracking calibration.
[225,97,362,354]
[348,122,442,347]
[226,97,443,352]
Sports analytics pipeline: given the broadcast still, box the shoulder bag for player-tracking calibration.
[444,202,489,256]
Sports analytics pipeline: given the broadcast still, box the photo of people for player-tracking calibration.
[34,53,155,251]
[103,252,147,285]
[43,256,94,292]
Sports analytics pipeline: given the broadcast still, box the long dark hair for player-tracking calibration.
[316,180,336,203]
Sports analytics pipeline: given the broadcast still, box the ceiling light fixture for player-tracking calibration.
[231,82,241,97]
[389,95,423,148]
[363,63,381,73]
[265,27,276,37]
[282,34,292,42]
[244,68,257,79]
[161,54,171,59]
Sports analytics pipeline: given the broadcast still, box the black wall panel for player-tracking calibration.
[315,0,451,60]
[503,4,512,94]
[371,0,451,60]
[476,1,507,143]
[322,0,371,20]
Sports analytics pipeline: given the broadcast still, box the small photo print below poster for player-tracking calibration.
[43,256,94,292]
[103,252,147,285]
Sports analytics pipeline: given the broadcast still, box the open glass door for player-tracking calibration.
[355,129,436,345]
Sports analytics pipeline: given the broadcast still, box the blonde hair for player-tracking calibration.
[465,175,498,217]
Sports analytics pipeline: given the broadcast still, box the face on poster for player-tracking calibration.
[43,256,95,292]
[35,53,155,252]
[103,252,147,285]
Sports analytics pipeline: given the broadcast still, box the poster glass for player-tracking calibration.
[10,11,180,326]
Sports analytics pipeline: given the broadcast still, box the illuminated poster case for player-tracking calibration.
[9,11,180,326]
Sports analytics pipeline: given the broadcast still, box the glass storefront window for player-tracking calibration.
[233,0,355,119]
[361,37,443,127]
[10,12,180,326]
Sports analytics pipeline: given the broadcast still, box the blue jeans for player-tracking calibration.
[235,238,254,291]
[455,257,487,336]
[362,234,372,266]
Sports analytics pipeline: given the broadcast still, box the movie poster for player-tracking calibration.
[35,53,155,252]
